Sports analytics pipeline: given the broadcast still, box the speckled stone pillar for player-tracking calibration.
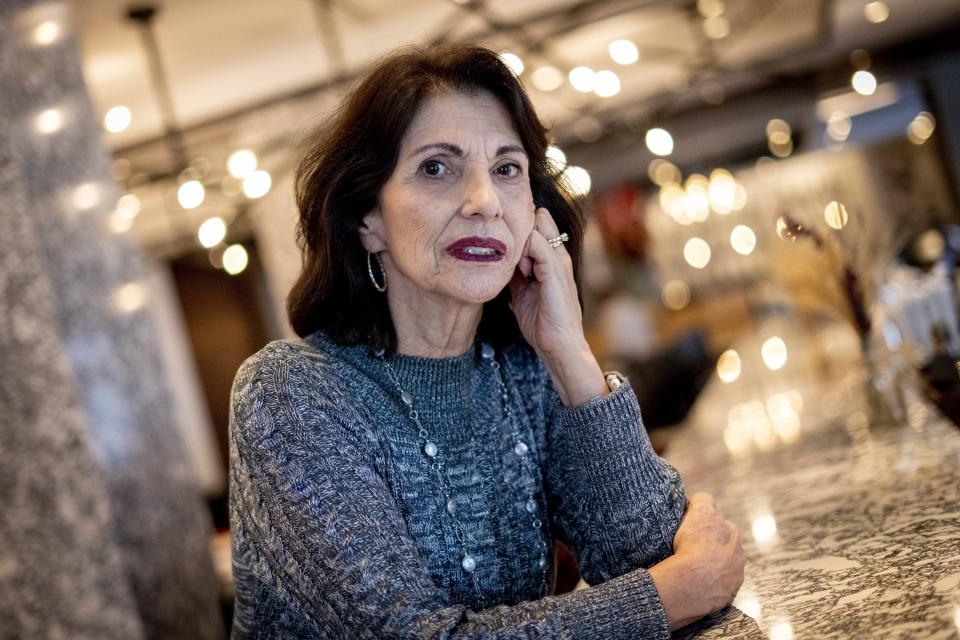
[0,1,224,639]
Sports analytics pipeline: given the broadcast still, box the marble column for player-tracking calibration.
[0,1,223,638]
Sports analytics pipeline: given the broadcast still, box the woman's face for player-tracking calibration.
[360,90,536,307]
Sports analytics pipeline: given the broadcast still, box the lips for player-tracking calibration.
[445,236,507,262]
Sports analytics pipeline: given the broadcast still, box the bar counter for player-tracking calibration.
[661,321,960,639]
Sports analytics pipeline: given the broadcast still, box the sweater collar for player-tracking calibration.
[304,331,482,405]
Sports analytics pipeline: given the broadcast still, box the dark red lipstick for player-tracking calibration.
[445,237,507,262]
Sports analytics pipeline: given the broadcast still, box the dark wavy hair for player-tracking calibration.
[287,43,583,352]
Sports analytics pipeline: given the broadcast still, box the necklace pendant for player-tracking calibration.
[424,441,439,457]
[525,498,537,513]
[461,554,477,573]
[480,343,495,359]
[514,441,529,457]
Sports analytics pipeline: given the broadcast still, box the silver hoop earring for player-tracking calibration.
[367,251,387,292]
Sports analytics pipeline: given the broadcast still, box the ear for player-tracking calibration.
[359,208,388,253]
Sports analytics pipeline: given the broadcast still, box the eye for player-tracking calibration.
[496,162,522,177]
[421,160,448,177]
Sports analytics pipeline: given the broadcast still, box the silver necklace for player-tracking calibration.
[377,342,549,606]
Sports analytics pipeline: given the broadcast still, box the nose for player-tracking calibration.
[460,167,502,219]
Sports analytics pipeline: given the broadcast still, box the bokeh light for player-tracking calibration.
[649,159,681,186]
[35,107,64,134]
[103,105,131,133]
[645,128,674,156]
[223,244,249,275]
[752,514,778,543]
[116,193,141,220]
[608,39,639,65]
[243,170,272,199]
[852,70,877,96]
[33,20,61,46]
[907,112,936,145]
[761,336,788,370]
[826,111,852,141]
[661,280,691,310]
[198,216,227,248]
[546,145,567,171]
[178,180,205,209]
[568,66,595,93]
[113,282,147,314]
[824,201,849,230]
[863,1,890,23]
[716,349,742,383]
[72,182,101,211]
[708,169,737,214]
[702,15,730,39]
[593,70,621,97]
[531,65,564,91]
[684,237,711,269]
[228,149,258,179]
[563,166,592,197]
[730,224,757,255]
[499,51,524,76]
[697,0,725,18]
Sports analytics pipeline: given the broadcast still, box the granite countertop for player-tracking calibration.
[662,321,960,639]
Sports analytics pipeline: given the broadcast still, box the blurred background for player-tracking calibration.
[3,0,960,637]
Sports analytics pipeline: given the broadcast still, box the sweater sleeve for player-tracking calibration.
[542,373,687,586]
[228,343,672,639]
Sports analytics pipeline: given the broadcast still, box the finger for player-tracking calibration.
[517,255,533,278]
[535,207,561,237]
[527,232,576,288]
[535,208,569,255]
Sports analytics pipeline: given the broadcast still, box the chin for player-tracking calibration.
[449,271,511,304]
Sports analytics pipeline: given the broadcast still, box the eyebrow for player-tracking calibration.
[410,142,528,158]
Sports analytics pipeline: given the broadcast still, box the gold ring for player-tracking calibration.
[547,232,569,249]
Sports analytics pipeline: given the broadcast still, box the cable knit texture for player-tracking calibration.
[229,331,686,638]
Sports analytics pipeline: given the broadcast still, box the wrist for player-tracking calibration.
[541,342,606,407]
[649,555,706,631]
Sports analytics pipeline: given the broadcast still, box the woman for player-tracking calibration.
[229,44,744,639]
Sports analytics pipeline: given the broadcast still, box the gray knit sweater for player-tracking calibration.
[229,331,686,638]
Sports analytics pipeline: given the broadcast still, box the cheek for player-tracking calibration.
[507,185,536,232]
[389,204,446,269]
[519,200,536,237]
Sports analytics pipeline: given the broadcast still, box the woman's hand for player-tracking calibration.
[509,208,607,406]
[649,492,746,631]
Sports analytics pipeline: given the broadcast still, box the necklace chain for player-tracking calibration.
[377,343,549,607]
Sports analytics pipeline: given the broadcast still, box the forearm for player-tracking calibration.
[540,339,608,407]
[547,380,687,582]
[648,493,747,633]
